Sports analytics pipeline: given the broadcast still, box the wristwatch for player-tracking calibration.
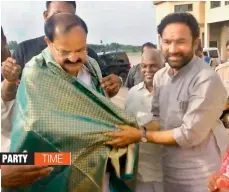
[141,126,148,143]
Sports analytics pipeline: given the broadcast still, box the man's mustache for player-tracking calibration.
[167,53,183,57]
[64,59,82,64]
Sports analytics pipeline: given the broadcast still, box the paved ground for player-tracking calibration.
[128,54,141,66]
[110,53,141,109]
[110,86,128,109]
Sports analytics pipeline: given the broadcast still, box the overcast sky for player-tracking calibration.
[1,1,157,45]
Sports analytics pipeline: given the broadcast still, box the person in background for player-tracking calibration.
[105,12,229,192]
[2,1,122,98]
[1,27,21,152]
[125,42,156,89]
[1,26,53,189]
[208,146,229,192]
[125,49,164,192]
[1,27,11,66]
[195,39,203,58]
[215,41,229,129]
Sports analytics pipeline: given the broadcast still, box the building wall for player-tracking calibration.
[220,22,229,61]
[205,1,229,24]
[155,1,205,25]
[155,1,205,45]
[204,1,229,61]
[154,1,229,61]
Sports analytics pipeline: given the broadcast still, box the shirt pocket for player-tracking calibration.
[168,99,189,127]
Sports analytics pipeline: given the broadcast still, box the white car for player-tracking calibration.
[203,47,221,67]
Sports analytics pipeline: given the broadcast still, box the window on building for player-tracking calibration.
[225,1,229,5]
[209,41,218,48]
[174,4,193,12]
[210,1,221,8]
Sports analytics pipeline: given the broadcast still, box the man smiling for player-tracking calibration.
[105,13,229,192]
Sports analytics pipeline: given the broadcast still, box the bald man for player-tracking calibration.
[125,49,165,192]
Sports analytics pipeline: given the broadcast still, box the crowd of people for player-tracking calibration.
[1,1,229,192]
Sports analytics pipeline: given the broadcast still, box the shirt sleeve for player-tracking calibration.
[1,96,15,152]
[151,72,160,121]
[173,73,227,148]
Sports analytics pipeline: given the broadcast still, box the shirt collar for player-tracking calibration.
[42,47,59,67]
[136,82,145,90]
[135,82,154,95]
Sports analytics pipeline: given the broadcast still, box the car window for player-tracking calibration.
[116,53,129,63]
[209,50,219,58]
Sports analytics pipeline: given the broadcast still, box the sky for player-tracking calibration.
[1,1,157,46]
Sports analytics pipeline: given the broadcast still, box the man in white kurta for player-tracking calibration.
[125,49,164,192]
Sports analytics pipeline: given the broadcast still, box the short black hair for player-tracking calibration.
[158,13,200,40]
[46,1,76,10]
[141,42,156,53]
[1,27,4,38]
[45,13,88,42]
[226,40,229,47]
[1,27,6,41]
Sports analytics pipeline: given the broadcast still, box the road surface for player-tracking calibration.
[110,86,128,109]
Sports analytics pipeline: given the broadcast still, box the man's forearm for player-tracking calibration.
[1,80,17,101]
[143,120,177,145]
[147,130,177,145]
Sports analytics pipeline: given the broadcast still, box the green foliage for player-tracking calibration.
[88,42,142,53]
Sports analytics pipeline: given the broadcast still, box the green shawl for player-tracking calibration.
[9,48,138,192]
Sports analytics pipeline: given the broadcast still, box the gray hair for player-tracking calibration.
[141,49,165,68]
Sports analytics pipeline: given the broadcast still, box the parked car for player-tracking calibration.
[97,51,131,82]
[203,47,221,68]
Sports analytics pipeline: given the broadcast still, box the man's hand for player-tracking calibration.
[100,74,122,98]
[1,165,53,188]
[104,125,141,148]
[2,57,21,83]
[1,57,21,101]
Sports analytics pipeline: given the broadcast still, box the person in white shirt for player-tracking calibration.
[1,26,53,188]
[125,49,165,192]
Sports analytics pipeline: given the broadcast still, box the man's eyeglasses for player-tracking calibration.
[52,44,87,58]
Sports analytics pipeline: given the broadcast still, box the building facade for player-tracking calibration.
[154,1,229,61]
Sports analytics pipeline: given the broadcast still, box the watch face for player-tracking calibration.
[141,137,147,143]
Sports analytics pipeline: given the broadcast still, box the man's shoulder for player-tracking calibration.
[24,52,44,69]
[17,36,45,49]
[87,47,99,62]
[154,65,168,79]
[187,57,214,76]
[191,59,224,86]
[129,64,141,74]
